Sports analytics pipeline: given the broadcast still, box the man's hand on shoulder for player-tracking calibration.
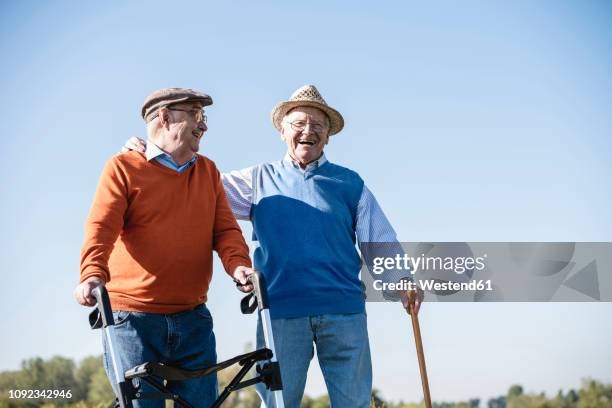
[74,276,105,306]
[121,137,146,153]
[232,266,256,293]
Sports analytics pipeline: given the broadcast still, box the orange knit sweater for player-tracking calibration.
[80,151,252,313]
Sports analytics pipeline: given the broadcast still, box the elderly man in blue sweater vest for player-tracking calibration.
[123,85,423,408]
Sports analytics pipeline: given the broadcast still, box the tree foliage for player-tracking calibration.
[2,356,612,408]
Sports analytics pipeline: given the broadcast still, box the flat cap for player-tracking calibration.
[141,87,212,122]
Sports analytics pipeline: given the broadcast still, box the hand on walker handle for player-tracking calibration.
[74,276,105,306]
[233,266,256,293]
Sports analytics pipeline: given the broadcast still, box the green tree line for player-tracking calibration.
[1,355,611,407]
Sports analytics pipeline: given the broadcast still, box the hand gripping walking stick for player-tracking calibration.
[405,290,432,408]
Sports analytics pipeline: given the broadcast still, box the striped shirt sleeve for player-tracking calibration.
[356,185,413,293]
[355,184,398,243]
[221,166,256,221]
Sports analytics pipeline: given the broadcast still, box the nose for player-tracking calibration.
[302,123,315,135]
[199,122,207,132]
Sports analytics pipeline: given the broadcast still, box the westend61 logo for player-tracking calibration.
[367,250,492,294]
[371,254,487,275]
[363,242,612,302]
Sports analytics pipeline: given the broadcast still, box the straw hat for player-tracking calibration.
[270,85,344,135]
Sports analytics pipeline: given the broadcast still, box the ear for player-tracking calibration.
[158,107,171,129]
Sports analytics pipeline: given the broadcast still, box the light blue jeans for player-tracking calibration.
[102,305,218,408]
[256,313,372,408]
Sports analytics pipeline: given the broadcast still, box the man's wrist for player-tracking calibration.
[229,262,252,275]
[80,274,106,285]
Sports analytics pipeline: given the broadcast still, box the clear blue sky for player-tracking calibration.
[1,0,611,404]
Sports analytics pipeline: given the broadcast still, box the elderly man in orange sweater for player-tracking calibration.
[75,88,254,408]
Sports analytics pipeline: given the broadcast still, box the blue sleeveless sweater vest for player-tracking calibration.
[250,159,365,319]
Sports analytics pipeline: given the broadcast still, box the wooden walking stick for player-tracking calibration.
[406,290,432,408]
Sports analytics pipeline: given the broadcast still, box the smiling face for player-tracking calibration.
[156,101,207,165]
[281,106,330,168]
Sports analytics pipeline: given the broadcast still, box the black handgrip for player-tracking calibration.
[91,285,115,327]
[240,293,258,314]
[247,271,269,311]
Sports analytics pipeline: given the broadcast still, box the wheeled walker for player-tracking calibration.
[88,272,285,408]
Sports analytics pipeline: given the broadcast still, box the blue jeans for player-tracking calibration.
[102,305,218,408]
[256,313,372,408]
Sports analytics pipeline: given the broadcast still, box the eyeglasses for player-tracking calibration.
[283,120,327,133]
[168,107,207,124]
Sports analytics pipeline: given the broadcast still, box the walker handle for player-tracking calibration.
[89,285,115,329]
[248,271,269,311]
